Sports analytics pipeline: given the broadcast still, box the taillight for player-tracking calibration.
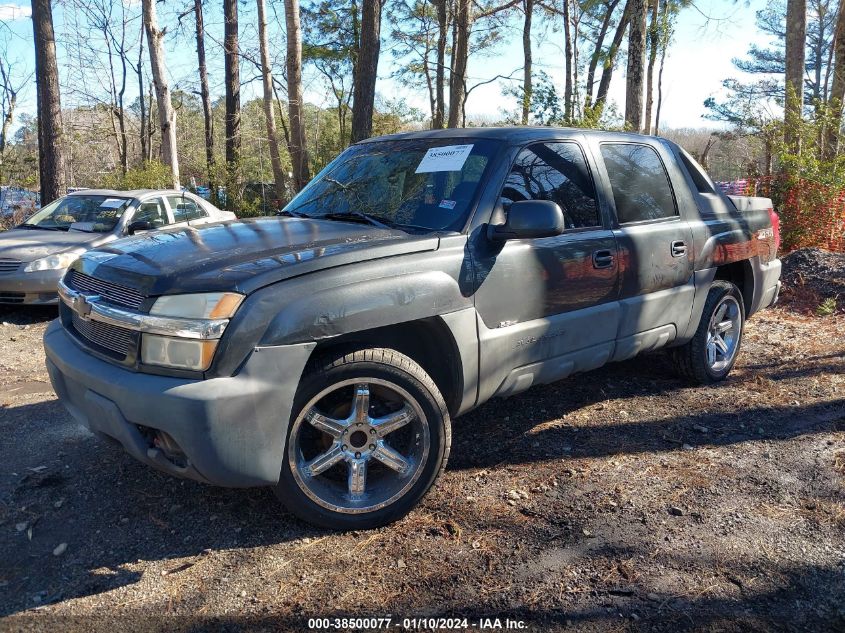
[767,207,781,251]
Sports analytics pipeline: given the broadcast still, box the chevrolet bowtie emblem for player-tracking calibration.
[73,293,100,320]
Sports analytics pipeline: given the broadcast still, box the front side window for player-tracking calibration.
[283,138,501,232]
[500,142,600,229]
[21,195,132,233]
[168,195,206,222]
[133,198,170,228]
[600,143,677,223]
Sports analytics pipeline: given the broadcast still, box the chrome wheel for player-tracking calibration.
[288,378,430,514]
[705,295,742,372]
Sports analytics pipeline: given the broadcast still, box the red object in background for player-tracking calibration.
[768,207,781,251]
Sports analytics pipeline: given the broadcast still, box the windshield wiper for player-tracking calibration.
[277,209,308,218]
[18,224,67,231]
[322,211,392,229]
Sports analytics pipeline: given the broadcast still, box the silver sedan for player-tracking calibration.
[0,189,236,305]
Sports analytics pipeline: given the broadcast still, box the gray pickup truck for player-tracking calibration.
[44,128,782,529]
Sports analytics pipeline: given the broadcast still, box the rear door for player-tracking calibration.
[594,141,694,359]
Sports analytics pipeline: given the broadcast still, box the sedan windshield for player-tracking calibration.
[284,138,501,232]
[22,195,132,232]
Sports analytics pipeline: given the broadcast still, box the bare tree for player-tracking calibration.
[593,0,630,116]
[434,0,448,128]
[784,0,807,153]
[624,0,647,132]
[644,0,659,134]
[584,0,621,112]
[351,0,383,141]
[521,0,533,124]
[285,0,311,190]
[142,0,179,188]
[257,0,287,201]
[825,0,845,158]
[0,41,29,182]
[224,0,241,208]
[447,0,471,127]
[32,0,67,204]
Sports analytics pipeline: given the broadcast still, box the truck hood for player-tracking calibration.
[74,217,440,296]
[0,227,110,262]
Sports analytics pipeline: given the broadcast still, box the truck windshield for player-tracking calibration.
[22,195,132,232]
[284,138,501,232]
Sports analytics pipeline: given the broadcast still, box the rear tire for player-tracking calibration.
[276,348,451,530]
[673,280,745,384]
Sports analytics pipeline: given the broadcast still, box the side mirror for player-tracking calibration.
[488,200,565,241]
[127,220,153,235]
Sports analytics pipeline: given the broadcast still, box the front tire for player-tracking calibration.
[673,280,745,384]
[276,348,451,530]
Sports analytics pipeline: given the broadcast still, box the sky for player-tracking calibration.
[0,0,773,134]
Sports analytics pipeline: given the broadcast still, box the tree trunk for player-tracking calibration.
[521,0,533,125]
[825,0,845,159]
[654,10,667,135]
[784,0,807,154]
[594,0,631,114]
[351,0,383,142]
[194,0,217,202]
[643,0,659,134]
[624,0,647,132]
[31,0,66,204]
[138,20,147,164]
[224,0,241,209]
[284,0,311,191]
[434,0,448,128]
[563,0,573,120]
[584,0,619,110]
[448,0,472,128]
[142,0,179,189]
[256,0,287,203]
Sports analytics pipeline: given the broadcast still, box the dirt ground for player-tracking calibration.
[0,280,843,631]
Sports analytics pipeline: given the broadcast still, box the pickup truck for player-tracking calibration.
[44,128,782,530]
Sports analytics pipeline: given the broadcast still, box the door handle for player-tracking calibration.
[671,240,688,257]
[592,249,614,269]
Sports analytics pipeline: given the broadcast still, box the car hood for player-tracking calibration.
[73,217,441,296]
[0,228,110,262]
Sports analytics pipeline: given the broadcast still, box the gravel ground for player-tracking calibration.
[0,297,843,632]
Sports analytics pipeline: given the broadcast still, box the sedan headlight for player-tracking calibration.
[141,292,244,371]
[23,250,84,272]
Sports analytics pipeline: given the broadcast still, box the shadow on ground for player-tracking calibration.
[0,331,843,623]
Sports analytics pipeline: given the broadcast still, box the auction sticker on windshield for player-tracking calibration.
[415,144,474,173]
[100,198,127,208]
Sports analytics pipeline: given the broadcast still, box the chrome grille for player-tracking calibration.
[65,269,144,310]
[0,259,21,273]
[71,312,136,357]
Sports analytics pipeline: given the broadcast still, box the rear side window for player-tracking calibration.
[168,195,207,222]
[600,143,677,223]
[501,142,600,229]
[133,198,170,228]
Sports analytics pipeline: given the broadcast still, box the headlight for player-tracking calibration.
[23,250,83,272]
[150,292,244,319]
[141,334,219,371]
[141,292,243,371]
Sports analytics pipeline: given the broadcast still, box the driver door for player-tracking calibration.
[472,140,621,401]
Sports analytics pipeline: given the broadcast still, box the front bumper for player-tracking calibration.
[44,320,315,487]
[0,268,63,304]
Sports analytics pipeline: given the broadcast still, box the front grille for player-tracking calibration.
[0,291,25,303]
[0,259,21,273]
[71,312,136,357]
[65,269,144,310]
